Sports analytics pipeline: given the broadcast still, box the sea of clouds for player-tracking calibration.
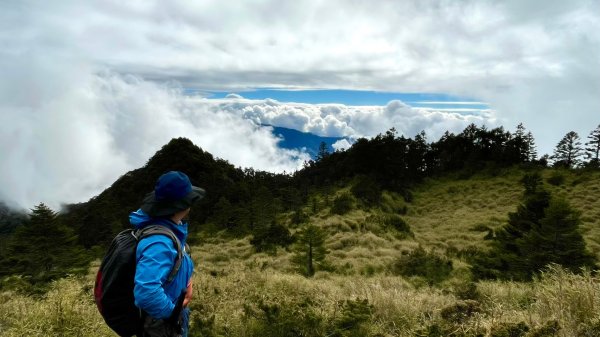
[1,0,598,209]
[0,64,492,209]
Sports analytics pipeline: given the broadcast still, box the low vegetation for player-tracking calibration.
[2,124,600,336]
[2,259,600,336]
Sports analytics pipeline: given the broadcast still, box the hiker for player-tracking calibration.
[130,171,205,337]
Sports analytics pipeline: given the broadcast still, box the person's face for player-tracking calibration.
[172,207,191,223]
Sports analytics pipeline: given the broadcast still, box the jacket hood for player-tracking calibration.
[129,209,189,246]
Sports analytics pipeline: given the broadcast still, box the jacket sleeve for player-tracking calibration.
[134,236,176,319]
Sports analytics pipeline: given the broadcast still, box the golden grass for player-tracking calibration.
[2,167,600,336]
[0,276,114,337]
[3,258,599,337]
[396,168,600,260]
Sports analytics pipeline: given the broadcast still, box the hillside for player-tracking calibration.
[2,129,600,336]
[407,168,600,258]
[201,166,600,277]
[3,167,600,336]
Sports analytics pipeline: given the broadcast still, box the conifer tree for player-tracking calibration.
[585,124,600,167]
[408,130,429,174]
[0,203,89,284]
[291,224,328,277]
[520,198,595,274]
[524,131,537,161]
[552,131,583,168]
[510,123,529,162]
[473,173,551,280]
[472,173,595,280]
[316,141,329,161]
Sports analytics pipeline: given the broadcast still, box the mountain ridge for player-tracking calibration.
[266,125,348,158]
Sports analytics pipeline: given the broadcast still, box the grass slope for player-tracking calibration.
[406,168,600,259]
[2,167,600,337]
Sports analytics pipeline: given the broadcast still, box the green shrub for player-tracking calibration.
[250,222,294,253]
[351,176,382,206]
[415,323,446,337]
[440,300,481,324]
[398,205,408,215]
[546,172,565,186]
[415,321,485,337]
[490,321,529,337]
[291,209,309,225]
[383,215,413,238]
[453,281,481,301]
[331,299,373,337]
[188,303,218,337]
[242,297,375,337]
[243,297,324,337]
[528,320,560,337]
[331,193,354,215]
[578,318,600,337]
[392,247,453,285]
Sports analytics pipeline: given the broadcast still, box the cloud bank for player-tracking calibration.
[0,63,310,209]
[1,0,599,208]
[0,57,493,209]
[198,95,494,141]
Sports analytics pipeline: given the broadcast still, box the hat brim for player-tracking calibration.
[141,186,206,217]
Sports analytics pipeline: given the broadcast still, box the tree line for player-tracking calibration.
[0,123,599,288]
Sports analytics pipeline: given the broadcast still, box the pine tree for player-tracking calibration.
[291,224,328,277]
[0,203,89,284]
[472,173,595,280]
[510,123,529,162]
[524,131,537,161]
[408,130,429,174]
[585,124,600,168]
[552,131,583,168]
[316,141,330,161]
[473,173,551,280]
[520,198,595,274]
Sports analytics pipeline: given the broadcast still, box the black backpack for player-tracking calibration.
[94,225,184,337]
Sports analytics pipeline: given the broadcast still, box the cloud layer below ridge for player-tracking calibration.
[1,0,599,208]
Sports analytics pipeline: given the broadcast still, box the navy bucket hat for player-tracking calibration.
[140,171,206,217]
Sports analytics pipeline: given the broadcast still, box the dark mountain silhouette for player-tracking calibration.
[268,125,348,158]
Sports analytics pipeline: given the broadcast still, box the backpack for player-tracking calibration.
[94,225,184,337]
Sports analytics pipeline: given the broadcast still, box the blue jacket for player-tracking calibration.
[130,209,194,319]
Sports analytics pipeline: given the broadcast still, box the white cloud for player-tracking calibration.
[413,102,487,106]
[0,65,309,209]
[196,96,494,141]
[332,139,352,152]
[225,93,243,99]
[1,0,599,207]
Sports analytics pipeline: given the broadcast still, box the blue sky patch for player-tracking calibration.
[195,88,489,112]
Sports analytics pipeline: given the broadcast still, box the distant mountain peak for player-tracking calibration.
[264,125,350,159]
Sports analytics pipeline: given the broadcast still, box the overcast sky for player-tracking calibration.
[1,0,599,209]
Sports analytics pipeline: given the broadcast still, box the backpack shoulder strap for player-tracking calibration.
[135,225,183,284]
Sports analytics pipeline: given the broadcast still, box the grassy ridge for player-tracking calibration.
[406,168,600,258]
[1,167,600,336]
